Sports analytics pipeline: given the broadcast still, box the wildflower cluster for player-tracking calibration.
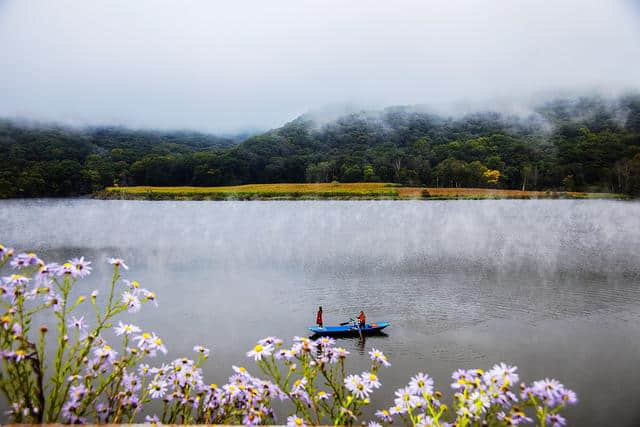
[0,245,159,423]
[0,244,578,425]
[378,363,577,426]
[244,335,391,426]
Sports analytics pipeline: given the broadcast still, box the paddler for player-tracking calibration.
[358,310,366,329]
[316,306,323,328]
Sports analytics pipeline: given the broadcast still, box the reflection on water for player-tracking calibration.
[1,199,640,426]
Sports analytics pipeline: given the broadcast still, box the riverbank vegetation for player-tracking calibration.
[2,94,640,199]
[0,245,578,425]
[98,183,623,200]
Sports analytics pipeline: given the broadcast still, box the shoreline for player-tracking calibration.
[95,184,628,201]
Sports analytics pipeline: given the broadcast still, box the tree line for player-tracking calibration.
[2,94,640,198]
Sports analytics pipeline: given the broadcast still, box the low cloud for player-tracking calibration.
[1,0,639,133]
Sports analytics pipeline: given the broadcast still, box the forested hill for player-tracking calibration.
[2,95,640,198]
[0,123,241,197]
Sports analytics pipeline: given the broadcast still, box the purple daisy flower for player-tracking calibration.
[107,257,129,270]
[69,257,92,278]
[10,252,42,269]
[369,348,391,367]
[193,345,210,357]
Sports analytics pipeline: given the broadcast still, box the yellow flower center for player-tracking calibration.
[132,280,140,288]
[155,338,163,345]
[142,332,151,339]
[254,344,263,352]
[295,418,303,426]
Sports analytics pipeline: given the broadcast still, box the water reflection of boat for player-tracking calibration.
[308,321,390,337]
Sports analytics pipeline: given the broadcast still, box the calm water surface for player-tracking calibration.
[1,199,640,425]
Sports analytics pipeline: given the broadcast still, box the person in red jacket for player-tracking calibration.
[316,306,323,328]
[358,310,366,329]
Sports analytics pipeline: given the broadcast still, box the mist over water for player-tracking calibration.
[3,199,640,275]
[1,199,640,425]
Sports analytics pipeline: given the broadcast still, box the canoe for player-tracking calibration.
[308,322,390,337]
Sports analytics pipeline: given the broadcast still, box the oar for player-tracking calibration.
[339,318,355,326]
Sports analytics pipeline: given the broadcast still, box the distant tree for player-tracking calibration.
[563,174,575,192]
[483,169,501,186]
[521,163,532,191]
[305,162,332,183]
[363,164,375,181]
[341,164,363,182]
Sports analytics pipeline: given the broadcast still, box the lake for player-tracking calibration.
[1,199,640,425]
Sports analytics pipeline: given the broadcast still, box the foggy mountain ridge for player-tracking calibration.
[2,93,640,198]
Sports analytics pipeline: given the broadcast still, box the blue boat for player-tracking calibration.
[309,321,390,337]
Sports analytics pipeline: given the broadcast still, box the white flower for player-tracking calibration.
[121,291,141,313]
[114,321,141,336]
[107,257,128,270]
[362,371,381,389]
[286,415,306,427]
[394,387,421,409]
[138,363,151,376]
[144,414,160,424]
[409,372,434,395]
[468,390,491,414]
[148,379,168,398]
[369,348,391,367]
[246,343,274,361]
[345,374,373,399]
[275,348,295,360]
[94,344,117,363]
[487,363,519,386]
[193,345,210,357]
[134,332,167,356]
[291,377,307,395]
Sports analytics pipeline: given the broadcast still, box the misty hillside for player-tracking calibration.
[2,95,640,198]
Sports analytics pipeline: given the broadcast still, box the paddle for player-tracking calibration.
[339,317,355,326]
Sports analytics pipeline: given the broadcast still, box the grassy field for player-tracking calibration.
[398,187,623,200]
[98,183,625,200]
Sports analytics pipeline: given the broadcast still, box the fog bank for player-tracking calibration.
[1,0,640,132]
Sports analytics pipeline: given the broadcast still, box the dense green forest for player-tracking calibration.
[2,95,640,198]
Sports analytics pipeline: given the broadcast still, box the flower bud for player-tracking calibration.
[39,325,48,333]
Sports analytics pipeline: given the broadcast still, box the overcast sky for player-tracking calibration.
[1,0,640,133]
